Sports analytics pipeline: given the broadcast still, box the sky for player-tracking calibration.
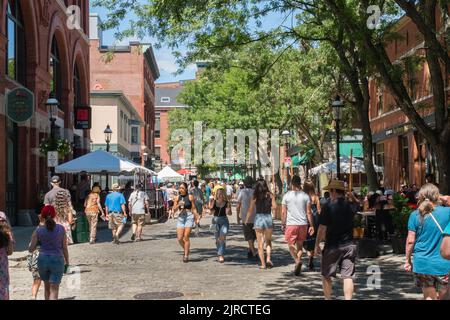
[89,3,292,84]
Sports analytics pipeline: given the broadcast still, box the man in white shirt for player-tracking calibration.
[128,184,149,242]
[282,175,314,276]
[237,177,257,258]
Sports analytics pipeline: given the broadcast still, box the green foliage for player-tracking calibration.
[39,138,72,158]
[392,193,413,236]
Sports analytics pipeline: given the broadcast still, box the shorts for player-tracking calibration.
[242,223,256,241]
[414,273,449,290]
[177,212,195,229]
[321,244,357,279]
[108,212,125,230]
[37,254,65,284]
[254,213,273,230]
[168,200,174,208]
[284,225,308,245]
[132,214,145,227]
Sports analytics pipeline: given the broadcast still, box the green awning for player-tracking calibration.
[339,142,363,157]
[293,149,315,167]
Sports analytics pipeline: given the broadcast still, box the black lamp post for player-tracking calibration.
[282,130,291,186]
[332,95,344,180]
[46,92,59,177]
[104,124,113,191]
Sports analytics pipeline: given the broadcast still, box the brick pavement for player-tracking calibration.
[8,209,422,300]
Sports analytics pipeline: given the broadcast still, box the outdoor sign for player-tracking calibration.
[47,151,59,167]
[6,87,35,123]
[74,106,92,129]
[284,157,291,167]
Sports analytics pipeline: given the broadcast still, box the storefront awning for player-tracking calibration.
[339,142,363,157]
[293,149,315,167]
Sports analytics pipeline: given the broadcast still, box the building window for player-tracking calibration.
[161,97,170,103]
[155,112,161,138]
[155,146,161,160]
[50,38,62,109]
[399,135,409,185]
[73,65,81,108]
[131,126,139,144]
[375,143,384,167]
[6,0,26,84]
[376,87,384,116]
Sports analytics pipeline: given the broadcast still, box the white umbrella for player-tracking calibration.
[55,150,154,175]
[309,156,383,176]
[157,165,184,182]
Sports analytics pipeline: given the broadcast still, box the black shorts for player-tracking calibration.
[168,200,174,208]
[321,244,357,279]
[242,223,256,241]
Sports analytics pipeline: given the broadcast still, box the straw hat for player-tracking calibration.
[323,180,346,191]
[111,183,120,191]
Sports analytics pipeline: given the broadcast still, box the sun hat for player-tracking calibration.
[323,180,346,191]
[112,183,120,191]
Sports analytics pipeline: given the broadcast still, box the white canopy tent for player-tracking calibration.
[55,150,156,175]
[157,165,183,182]
[309,156,383,176]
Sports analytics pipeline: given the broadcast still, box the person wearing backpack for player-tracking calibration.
[128,184,150,242]
[405,183,450,300]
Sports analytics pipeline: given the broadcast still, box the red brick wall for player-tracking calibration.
[0,0,90,220]
[155,107,171,164]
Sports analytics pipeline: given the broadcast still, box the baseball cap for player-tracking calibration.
[51,176,61,183]
[40,205,56,219]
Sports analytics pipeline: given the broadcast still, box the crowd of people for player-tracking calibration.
[0,173,449,300]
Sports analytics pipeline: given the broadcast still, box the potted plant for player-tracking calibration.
[39,138,72,159]
[391,193,413,254]
[353,214,365,239]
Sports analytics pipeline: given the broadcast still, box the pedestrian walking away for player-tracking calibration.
[84,186,105,244]
[281,176,315,276]
[245,179,277,269]
[302,180,321,271]
[0,212,14,300]
[237,176,257,259]
[314,180,359,300]
[27,215,46,299]
[441,221,450,260]
[209,188,232,263]
[105,184,127,244]
[53,186,75,245]
[128,184,150,242]
[174,182,199,263]
[28,205,69,300]
[405,183,450,300]
[190,180,205,233]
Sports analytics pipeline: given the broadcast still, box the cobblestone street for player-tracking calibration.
[8,209,422,300]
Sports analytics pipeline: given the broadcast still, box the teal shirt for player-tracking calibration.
[105,192,126,213]
[408,206,450,276]
[445,222,450,236]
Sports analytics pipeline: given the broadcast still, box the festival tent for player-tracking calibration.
[157,165,184,182]
[309,156,383,176]
[55,150,156,175]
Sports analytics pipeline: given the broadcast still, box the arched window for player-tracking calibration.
[73,65,81,108]
[5,0,26,84]
[50,37,62,109]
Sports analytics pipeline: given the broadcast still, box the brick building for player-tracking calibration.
[155,81,188,170]
[369,12,449,191]
[0,0,91,225]
[89,13,159,166]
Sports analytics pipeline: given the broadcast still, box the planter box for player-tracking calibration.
[391,235,406,254]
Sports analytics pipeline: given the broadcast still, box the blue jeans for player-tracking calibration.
[212,216,229,256]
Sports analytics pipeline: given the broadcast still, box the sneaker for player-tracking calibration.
[89,239,95,245]
[131,233,136,241]
[114,236,120,245]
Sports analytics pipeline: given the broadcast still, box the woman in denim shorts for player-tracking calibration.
[245,179,276,269]
[174,183,199,263]
[209,188,232,263]
[28,205,69,300]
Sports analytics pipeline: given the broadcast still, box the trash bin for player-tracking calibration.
[72,213,89,244]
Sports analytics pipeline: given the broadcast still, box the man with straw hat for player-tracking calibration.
[105,183,127,244]
[314,180,359,300]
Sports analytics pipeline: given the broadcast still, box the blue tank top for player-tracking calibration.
[36,224,64,256]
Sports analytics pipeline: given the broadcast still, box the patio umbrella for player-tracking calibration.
[177,168,193,175]
[309,156,383,176]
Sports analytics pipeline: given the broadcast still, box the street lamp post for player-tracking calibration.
[104,124,113,191]
[332,95,344,180]
[282,130,291,187]
[46,92,59,177]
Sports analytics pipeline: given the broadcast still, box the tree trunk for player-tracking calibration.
[433,145,450,195]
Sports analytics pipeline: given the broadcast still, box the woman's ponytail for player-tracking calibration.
[417,184,440,223]
[45,215,56,231]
